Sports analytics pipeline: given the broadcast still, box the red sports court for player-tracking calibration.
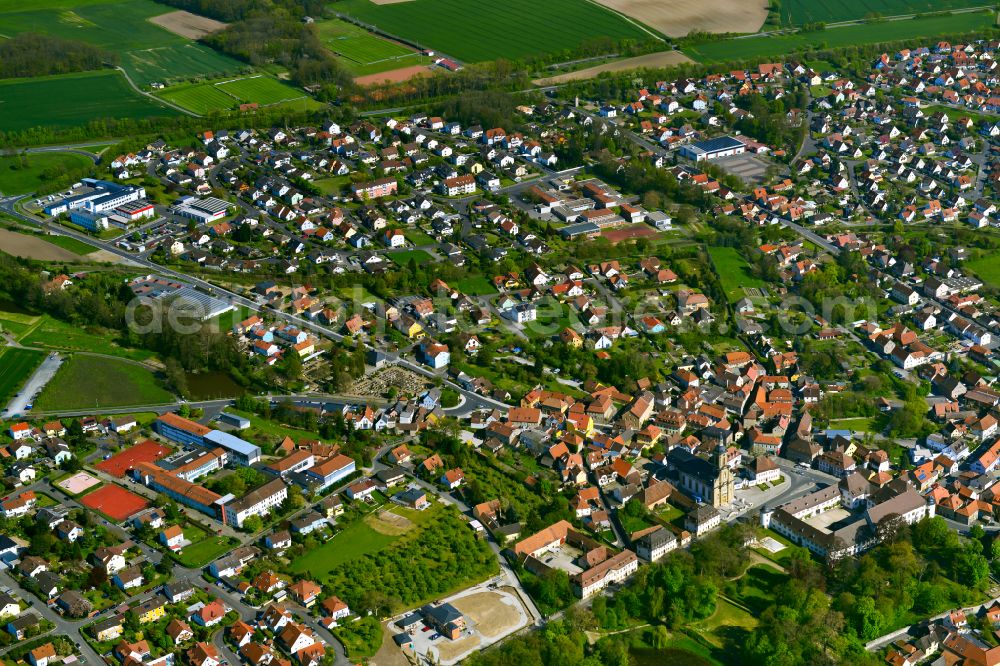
[97,439,170,478]
[81,484,148,521]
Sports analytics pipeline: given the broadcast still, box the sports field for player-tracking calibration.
[778,0,989,26]
[337,0,655,63]
[158,75,320,114]
[0,347,44,404]
[0,0,243,86]
[316,18,429,75]
[97,439,172,478]
[0,71,177,132]
[684,12,996,62]
[81,483,149,521]
[216,76,306,104]
[58,471,102,495]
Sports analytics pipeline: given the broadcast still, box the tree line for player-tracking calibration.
[0,33,116,79]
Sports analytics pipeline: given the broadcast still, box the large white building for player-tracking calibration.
[45,179,146,216]
[222,478,288,528]
[679,136,747,161]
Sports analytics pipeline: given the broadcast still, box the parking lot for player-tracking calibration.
[2,351,62,418]
[713,153,775,184]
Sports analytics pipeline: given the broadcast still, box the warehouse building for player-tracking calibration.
[679,136,747,161]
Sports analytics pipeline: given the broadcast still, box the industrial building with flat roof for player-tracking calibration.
[679,136,747,161]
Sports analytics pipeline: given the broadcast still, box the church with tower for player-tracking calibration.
[666,445,735,507]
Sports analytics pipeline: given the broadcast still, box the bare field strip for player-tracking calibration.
[534,50,693,84]
[594,0,768,37]
[354,63,432,85]
[369,0,415,5]
[0,229,82,261]
[452,590,525,639]
[149,10,227,39]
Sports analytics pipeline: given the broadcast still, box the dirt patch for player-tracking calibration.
[369,0,415,5]
[0,229,82,261]
[602,224,658,244]
[435,634,480,663]
[451,590,524,639]
[365,508,414,536]
[355,64,433,86]
[149,10,228,39]
[371,622,410,666]
[534,50,693,85]
[594,0,768,38]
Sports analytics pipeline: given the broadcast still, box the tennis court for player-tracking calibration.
[97,439,171,478]
[81,484,149,521]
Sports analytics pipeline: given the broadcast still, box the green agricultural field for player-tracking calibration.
[0,152,94,196]
[0,0,244,87]
[707,246,764,302]
[967,252,1000,288]
[337,0,655,63]
[778,0,989,26]
[122,43,244,87]
[0,0,177,51]
[0,347,44,404]
[684,12,996,63]
[34,354,173,410]
[0,71,177,132]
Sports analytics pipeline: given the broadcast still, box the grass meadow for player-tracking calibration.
[34,354,172,410]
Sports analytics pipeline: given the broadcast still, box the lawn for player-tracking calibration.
[337,0,655,63]
[223,408,315,452]
[0,71,177,132]
[455,275,496,296]
[777,0,989,26]
[707,246,764,302]
[404,229,436,246]
[34,354,173,410]
[40,234,99,255]
[0,347,44,404]
[684,12,996,63]
[289,518,399,576]
[967,252,1000,288]
[727,564,785,616]
[689,598,758,649]
[174,535,235,568]
[0,153,94,196]
[332,616,383,660]
[388,249,434,266]
[828,416,875,432]
[21,315,155,361]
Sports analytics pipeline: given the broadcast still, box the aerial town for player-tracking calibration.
[5,1,1000,665]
